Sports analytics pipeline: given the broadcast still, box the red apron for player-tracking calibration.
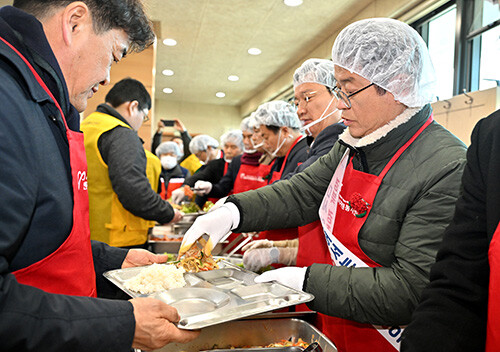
[314,116,433,352]
[2,36,97,297]
[233,163,267,194]
[486,221,500,351]
[260,136,304,242]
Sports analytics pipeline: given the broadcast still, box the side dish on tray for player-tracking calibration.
[123,263,186,294]
[176,238,221,272]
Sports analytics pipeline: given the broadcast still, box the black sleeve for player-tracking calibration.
[99,127,174,224]
[151,131,162,154]
[183,159,224,187]
[92,241,130,299]
[208,157,241,198]
[401,115,498,352]
[180,130,192,162]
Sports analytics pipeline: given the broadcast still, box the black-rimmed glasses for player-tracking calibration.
[332,83,375,109]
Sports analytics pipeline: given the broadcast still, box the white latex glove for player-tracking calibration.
[171,187,186,204]
[178,202,240,258]
[242,239,274,252]
[194,180,212,195]
[255,266,308,291]
[243,248,279,272]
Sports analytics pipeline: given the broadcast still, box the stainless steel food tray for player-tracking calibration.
[104,261,314,330]
[152,318,337,352]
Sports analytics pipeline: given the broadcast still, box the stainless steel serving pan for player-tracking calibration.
[104,261,314,330]
[152,318,337,352]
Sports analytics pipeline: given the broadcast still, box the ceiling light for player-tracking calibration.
[216,92,226,98]
[162,88,173,94]
[162,38,177,46]
[284,0,303,6]
[228,75,239,82]
[248,47,262,56]
[162,69,174,76]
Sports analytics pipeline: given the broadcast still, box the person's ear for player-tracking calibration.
[125,100,139,117]
[282,126,290,136]
[61,2,91,47]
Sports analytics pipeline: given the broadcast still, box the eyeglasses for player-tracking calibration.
[141,109,149,122]
[332,83,375,109]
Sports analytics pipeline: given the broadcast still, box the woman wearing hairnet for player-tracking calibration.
[155,141,190,199]
[179,18,468,351]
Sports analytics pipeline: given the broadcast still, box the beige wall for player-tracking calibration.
[432,87,500,145]
[154,99,241,141]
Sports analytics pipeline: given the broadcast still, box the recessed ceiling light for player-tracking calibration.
[216,92,226,98]
[248,47,262,56]
[162,38,177,46]
[284,0,303,6]
[228,75,239,82]
[162,69,174,76]
[163,88,173,94]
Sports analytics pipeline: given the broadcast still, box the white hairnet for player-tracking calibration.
[220,130,244,150]
[189,134,219,154]
[240,117,253,133]
[254,101,301,129]
[155,141,183,160]
[247,112,260,129]
[331,18,436,107]
[293,58,336,89]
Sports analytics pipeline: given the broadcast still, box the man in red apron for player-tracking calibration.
[0,2,198,351]
[400,109,500,352]
[179,18,467,352]
[242,58,345,272]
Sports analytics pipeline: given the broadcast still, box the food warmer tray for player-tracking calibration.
[104,261,314,330]
[151,318,337,352]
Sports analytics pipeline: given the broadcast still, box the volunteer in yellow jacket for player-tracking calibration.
[82,78,183,248]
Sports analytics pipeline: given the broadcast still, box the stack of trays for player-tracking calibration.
[104,261,314,330]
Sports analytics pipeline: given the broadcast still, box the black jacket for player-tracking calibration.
[400,110,500,351]
[283,122,345,180]
[96,104,174,224]
[267,136,309,182]
[184,158,227,207]
[0,7,134,352]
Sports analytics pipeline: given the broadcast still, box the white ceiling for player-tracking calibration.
[0,0,375,108]
[146,0,371,107]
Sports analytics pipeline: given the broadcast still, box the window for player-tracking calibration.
[412,0,500,97]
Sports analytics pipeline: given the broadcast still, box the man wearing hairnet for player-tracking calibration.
[242,58,347,274]
[179,18,467,351]
[155,141,190,199]
[82,79,183,249]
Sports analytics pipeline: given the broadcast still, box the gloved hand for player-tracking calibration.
[171,187,186,204]
[209,197,227,212]
[243,248,279,272]
[194,180,212,195]
[255,266,308,291]
[178,202,240,258]
[242,239,274,251]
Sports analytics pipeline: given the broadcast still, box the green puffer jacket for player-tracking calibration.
[228,104,467,325]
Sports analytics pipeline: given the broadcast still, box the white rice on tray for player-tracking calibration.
[124,263,186,294]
